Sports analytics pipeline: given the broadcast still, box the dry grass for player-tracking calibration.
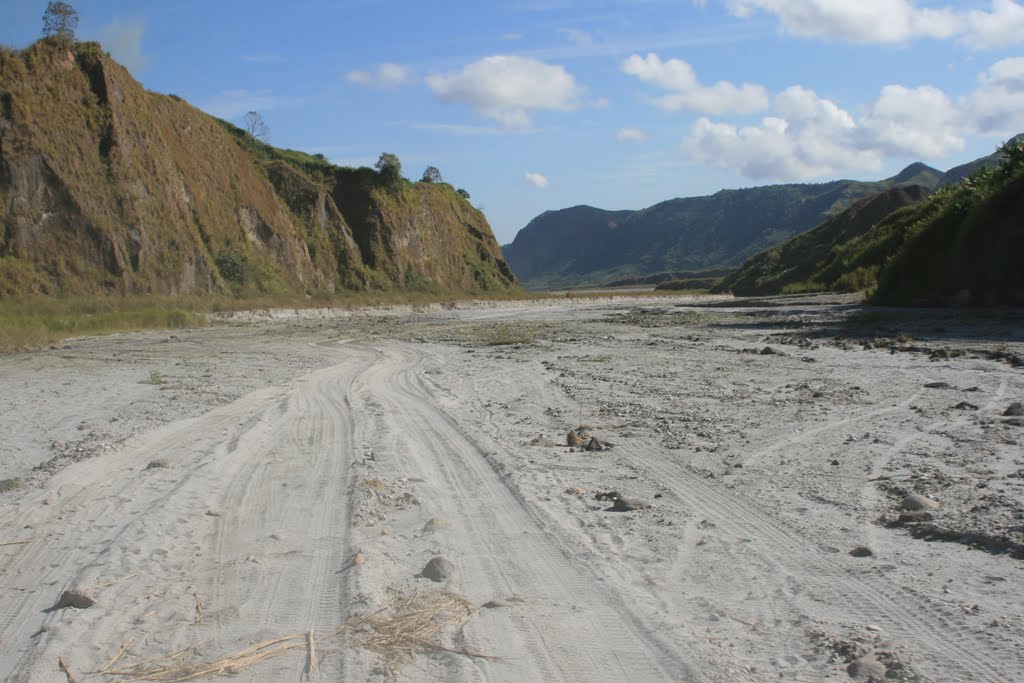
[95,589,495,682]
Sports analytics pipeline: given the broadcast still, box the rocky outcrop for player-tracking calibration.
[0,40,516,297]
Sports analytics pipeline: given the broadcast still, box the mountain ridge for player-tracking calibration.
[502,153,1008,290]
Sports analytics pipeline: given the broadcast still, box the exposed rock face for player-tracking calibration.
[0,40,517,297]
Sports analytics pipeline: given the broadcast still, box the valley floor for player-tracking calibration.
[1,294,1022,682]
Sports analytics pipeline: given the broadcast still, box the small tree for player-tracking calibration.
[421,166,442,183]
[456,188,470,200]
[242,111,270,142]
[42,2,79,41]
[375,153,402,186]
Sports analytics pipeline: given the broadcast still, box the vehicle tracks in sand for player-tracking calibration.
[350,343,698,682]
[630,436,1022,682]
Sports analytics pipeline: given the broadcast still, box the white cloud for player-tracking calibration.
[684,86,880,180]
[862,85,964,157]
[963,57,1024,134]
[559,28,594,46]
[201,90,303,119]
[426,56,585,128]
[616,128,649,142]
[725,0,1024,48]
[683,81,975,181]
[621,53,770,115]
[346,63,410,88]
[524,171,550,188]
[99,20,148,73]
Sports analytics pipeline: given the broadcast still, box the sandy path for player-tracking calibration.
[1,294,1022,682]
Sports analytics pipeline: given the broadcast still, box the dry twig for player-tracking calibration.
[0,539,32,547]
[88,573,142,591]
[193,593,205,625]
[59,656,79,683]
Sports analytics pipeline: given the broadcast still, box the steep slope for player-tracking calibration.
[715,185,931,296]
[871,143,1024,305]
[502,164,942,289]
[0,39,516,297]
[716,139,1023,305]
[940,134,1024,187]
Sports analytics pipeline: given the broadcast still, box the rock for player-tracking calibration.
[594,490,621,501]
[564,485,587,495]
[422,517,448,533]
[54,590,96,610]
[420,556,456,582]
[1004,402,1024,417]
[847,655,887,681]
[481,600,505,609]
[567,430,584,447]
[849,546,874,558]
[759,346,778,355]
[145,459,169,470]
[900,494,939,512]
[584,437,604,452]
[953,401,978,411]
[924,382,952,389]
[613,496,651,512]
[350,550,366,567]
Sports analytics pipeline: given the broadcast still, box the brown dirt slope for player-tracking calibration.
[0,39,516,297]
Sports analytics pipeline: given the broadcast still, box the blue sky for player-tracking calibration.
[3,1,1023,244]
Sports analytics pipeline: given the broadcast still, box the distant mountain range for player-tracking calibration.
[502,144,1017,290]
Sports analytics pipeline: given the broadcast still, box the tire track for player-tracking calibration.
[358,344,698,682]
[629,436,1021,682]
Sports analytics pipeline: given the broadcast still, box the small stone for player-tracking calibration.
[481,600,505,609]
[420,556,456,582]
[54,590,96,610]
[585,436,604,452]
[847,656,886,681]
[564,485,587,495]
[422,517,448,533]
[350,550,366,567]
[1004,402,1024,417]
[567,431,584,447]
[953,401,978,411]
[849,546,874,558]
[145,459,169,470]
[831,459,840,466]
[613,496,651,512]
[900,494,939,512]
[924,381,952,389]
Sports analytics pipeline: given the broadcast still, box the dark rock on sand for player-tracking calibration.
[613,496,651,512]
[420,556,456,582]
[849,546,874,558]
[54,590,96,610]
[1004,402,1024,417]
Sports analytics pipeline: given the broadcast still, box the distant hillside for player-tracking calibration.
[716,139,1024,305]
[503,165,944,289]
[715,185,932,296]
[0,39,516,297]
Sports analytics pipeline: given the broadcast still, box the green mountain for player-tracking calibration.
[715,185,932,296]
[0,39,517,297]
[718,138,1024,305]
[502,165,944,289]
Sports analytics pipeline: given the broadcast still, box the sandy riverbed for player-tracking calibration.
[1,293,1022,682]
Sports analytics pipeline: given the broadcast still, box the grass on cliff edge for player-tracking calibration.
[0,290,550,352]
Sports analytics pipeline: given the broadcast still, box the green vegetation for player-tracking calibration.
[0,477,25,493]
[485,324,537,346]
[144,370,165,385]
[717,138,1024,306]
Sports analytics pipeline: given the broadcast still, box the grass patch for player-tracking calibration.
[0,478,25,493]
[485,324,536,346]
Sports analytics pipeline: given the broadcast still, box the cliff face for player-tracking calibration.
[0,40,516,297]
